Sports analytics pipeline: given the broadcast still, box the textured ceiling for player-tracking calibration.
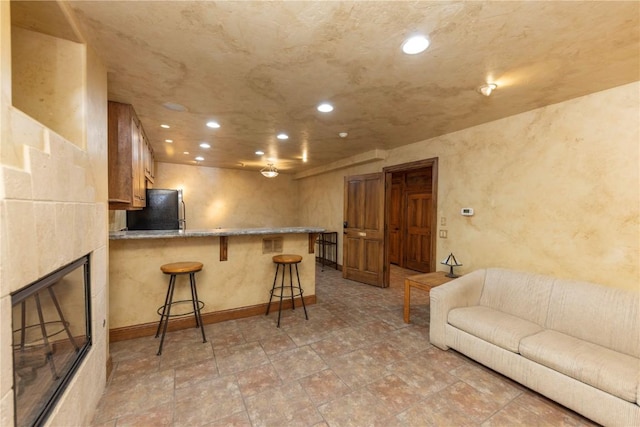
[16,1,640,174]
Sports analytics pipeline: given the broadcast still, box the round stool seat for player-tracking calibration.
[272,254,302,264]
[161,261,203,274]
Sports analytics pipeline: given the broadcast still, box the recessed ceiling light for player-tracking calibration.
[317,103,333,113]
[183,151,190,155]
[206,121,220,128]
[162,102,187,112]
[165,139,173,143]
[277,133,289,140]
[478,83,498,96]
[339,132,348,138]
[402,35,430,54]
[199,142,211,148]
[267,157,277,162]
[195,156,204,161]
[255,150,265,155]
[160,124,170,129]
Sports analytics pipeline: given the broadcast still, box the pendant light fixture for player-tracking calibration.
[261,163,279,178]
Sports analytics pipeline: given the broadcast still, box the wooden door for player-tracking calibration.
[404,192,432,272]
[388,181,402,265]
[343,173,385,287]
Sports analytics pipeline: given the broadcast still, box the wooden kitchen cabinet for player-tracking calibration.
[108,101,151,209]
[142,132,155,183]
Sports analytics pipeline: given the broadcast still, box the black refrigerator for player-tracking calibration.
[126,189,185,230]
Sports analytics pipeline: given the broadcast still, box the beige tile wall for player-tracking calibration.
[0,6,109,426]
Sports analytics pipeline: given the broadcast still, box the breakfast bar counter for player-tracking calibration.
[109,226,325,240]
[108,227,324,341]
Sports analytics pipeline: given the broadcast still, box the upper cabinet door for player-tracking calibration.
[107,101,147,210]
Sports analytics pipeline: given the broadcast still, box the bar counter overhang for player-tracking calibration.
[108,227,324,341]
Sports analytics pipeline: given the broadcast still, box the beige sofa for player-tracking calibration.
[430,268,640,426]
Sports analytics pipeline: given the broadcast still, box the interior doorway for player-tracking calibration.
[384,158,438,283]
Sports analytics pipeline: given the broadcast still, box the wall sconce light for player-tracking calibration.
[260,163,279,178]
[441,253,462,278]
[478,83,497,96]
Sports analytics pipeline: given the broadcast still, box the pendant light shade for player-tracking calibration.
[261,163,278,178]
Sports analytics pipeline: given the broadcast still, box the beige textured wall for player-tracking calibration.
[298,82,640,291]
[0,5,109,426]
[11,26,85,148]
[153,162,301,229]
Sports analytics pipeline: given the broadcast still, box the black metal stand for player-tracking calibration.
[155,271,207,355]
[266,262,308,327]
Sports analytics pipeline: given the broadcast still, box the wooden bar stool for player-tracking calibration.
[265,254,308,327]
[155,261,206,355]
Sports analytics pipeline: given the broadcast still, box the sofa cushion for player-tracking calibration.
[520,329,640,403]
[545,279,639,359]
[449,306,544,353]
[480,269,553,326]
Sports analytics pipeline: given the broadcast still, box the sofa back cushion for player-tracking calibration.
[479,269,554,326]
[546,279,639,358]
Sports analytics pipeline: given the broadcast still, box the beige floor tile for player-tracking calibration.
[367,374,426,414]
[113,404,174,427]
[259,333,298,355]
[92,369,175,423]
[236,364,283,397]
[202,411,253,427]
[270,345,328,382]
[435,381,506,423]
[451,363,523,406]
[396,394,477,427]
[174,358,219,389]
[298,369,351,405]
[326,348,393,389]
[213,341,270,375]
[318,389,395,427]
[174,375,244,427]
[387,355,459,397]
[245,382,323,427]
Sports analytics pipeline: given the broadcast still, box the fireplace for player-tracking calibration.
[11,255,92,427]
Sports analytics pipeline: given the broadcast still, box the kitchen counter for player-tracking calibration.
[109,226,325,240]
[108,227,326,341]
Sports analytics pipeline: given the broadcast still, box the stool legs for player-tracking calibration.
[189,272,207,344]
[156,272,207,355]
[294,263,308,320]
[156,274,176,355]
[265,262,308,328]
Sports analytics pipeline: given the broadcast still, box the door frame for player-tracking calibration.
[382,158,439,286]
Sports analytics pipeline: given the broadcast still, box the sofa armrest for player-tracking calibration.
[429,269,486,350]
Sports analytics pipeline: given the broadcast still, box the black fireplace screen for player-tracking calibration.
[11,255,92,427]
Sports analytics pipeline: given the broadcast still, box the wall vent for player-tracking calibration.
[262,237,283,254]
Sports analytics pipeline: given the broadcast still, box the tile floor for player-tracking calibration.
[92,266,597,427]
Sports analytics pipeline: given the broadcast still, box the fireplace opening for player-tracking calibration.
[11,255,92,427]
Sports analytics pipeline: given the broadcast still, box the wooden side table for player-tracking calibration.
[403,271,454,323]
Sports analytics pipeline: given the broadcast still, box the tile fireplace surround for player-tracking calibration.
[0,4,110,422]
[0,105,109,426]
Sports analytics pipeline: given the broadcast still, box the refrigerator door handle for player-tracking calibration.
[178,189,186,230]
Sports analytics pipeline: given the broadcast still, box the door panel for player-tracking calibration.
[343,173,385,287]
[405,192,432,272]
[389,182,402,265]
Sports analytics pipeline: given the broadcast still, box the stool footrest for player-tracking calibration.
[156,299,205,317]
[269,288,304,299]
